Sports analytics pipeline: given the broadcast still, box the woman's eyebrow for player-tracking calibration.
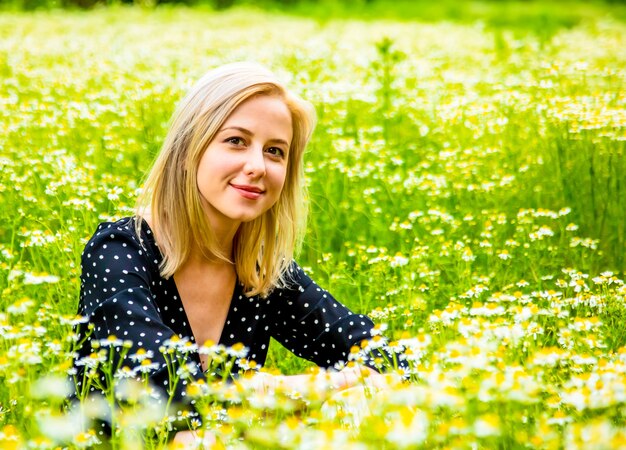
[267,138,290,147]
[220,126,290,146]
[219,126,253,135]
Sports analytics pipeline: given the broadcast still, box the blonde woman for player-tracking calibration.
[73,62,392,443]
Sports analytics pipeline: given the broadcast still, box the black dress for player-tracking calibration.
[72,217,380,412]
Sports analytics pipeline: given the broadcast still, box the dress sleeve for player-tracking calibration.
[74,222,202,408]
[268,262,377,369]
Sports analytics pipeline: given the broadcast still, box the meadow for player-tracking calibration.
[1,2,626,448]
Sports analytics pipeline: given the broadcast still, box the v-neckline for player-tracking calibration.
[170,276,240,348]
[137,216,241,348]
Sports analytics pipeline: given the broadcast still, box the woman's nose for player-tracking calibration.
[243,147,266,178]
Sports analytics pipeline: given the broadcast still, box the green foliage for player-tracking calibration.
[0,4,626,448]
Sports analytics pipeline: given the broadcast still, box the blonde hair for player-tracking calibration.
[136,62,316,297]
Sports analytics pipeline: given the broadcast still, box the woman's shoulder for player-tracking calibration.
[87,216,153,240]
[83,216,160,263]
[91,216,133,234]
[276,260,314,292]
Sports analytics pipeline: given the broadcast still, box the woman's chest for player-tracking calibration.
[173,267,236,346]
[153,274,272,368]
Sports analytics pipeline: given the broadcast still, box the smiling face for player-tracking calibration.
[196,95,293,233]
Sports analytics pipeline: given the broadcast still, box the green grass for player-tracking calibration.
[265,0,626,26]
[0,3,626,448]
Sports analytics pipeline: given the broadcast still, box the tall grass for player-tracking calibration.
[0,5,625,448]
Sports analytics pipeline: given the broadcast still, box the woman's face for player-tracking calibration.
[196,95,293,232]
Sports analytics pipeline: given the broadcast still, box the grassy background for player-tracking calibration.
[1,1,624,361]
[1,2,626,447]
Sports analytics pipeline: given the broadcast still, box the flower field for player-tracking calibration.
[1,3,626,448]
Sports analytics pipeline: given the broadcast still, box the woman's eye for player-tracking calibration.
[266,147,285,158]
[226,137,245,146]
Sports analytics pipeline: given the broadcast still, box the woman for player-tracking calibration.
[72,62,392,444]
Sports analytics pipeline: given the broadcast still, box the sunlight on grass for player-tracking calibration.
[0,4,625,448]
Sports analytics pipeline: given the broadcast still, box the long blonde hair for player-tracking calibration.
[136,62,316,297]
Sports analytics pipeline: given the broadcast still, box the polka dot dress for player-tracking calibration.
[72,217,378,407]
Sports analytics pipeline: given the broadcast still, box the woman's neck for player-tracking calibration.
[207,220,239,260]
[141,211,238,269]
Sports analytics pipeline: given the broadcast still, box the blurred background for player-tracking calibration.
[1,0,626,446]
[1,0,626,18]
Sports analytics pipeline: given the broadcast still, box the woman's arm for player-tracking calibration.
[252,365,392,393]
[268,262,399,373]
[73,219,204,409]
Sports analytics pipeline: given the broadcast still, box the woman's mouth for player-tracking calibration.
[230,183,265,200]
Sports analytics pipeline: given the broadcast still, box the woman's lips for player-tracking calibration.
[230,183,265,200]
